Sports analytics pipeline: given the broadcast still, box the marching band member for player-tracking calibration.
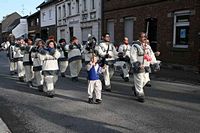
[57,38,69,77]
[14,37,25,82]
[31,39,45,91]
[23,38,34,87]
[130,32,157,102]
[40,40,60,97]
[68,36,83,81]
[97,33,118,92]
[115,37,131,82]
[7,34,17,75]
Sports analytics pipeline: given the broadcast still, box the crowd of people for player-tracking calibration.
[0,32,161,103]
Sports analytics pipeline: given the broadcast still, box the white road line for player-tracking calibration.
[0,118,11,133]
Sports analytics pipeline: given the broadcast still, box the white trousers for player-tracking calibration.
[34,71,44,86]
[145,72,150,82]
[69,60,82,78]
[133,72,149,96]
[103,65,115,86]
[17,61,25,77]
[24,65,34,82]
[10,61,17,72]
[43,75,58,92]
[115,61,130,78]
[88,79,102,100]
[59,61,68,73]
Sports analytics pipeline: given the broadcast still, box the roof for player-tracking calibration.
[36,0,56,9]
[7,18,20,32]
[27,11,40,18]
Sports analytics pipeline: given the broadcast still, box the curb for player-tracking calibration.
[0,118,11,133]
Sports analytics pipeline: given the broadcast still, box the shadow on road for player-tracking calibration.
[24,104,132,133]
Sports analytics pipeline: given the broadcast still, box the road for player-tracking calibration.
[0,51,200,133]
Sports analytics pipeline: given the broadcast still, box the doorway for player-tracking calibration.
[145,17,157,52]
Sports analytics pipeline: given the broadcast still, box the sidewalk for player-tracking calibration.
[150,68,200,85]
[0,118,11,133]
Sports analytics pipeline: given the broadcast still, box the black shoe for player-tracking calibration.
[105,89,111,92]
[88,98,94,104]
[132,86,137,96]
[61,73,66,77]
[38,85,43,92]
[145,81,151,87]
[47,91,55,98]
[120,73,124,79]
[74,77,78,81]
[124,77,129,82]
[137,95,145,103]
[19,76,24,82]
[71,77,78,82]
[27,81,33,88]
[95,99,102,104]
[105,85,111,92]
[10,71,15,75]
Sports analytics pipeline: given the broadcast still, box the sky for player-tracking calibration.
[0,0,44,21]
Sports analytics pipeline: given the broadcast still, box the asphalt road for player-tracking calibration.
[0,51,200,133]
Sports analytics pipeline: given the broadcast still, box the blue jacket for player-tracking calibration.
[88,65,100,80]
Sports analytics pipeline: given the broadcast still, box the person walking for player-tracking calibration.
[68,36,83,81]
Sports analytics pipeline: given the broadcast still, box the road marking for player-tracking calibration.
[0,118,11,133]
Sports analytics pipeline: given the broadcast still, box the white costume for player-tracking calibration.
[68,43,83,80]
[98,42,118,90]
[41,49,60,96]
[130,41,157,99]
[115,43,131,81]
[14,44,25,81]
[7,42,17,74]
[31,47,44,90]
[23,45,34,84]
[57,44,69,76]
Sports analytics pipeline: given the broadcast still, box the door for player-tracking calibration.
[69,27,74,41]
[145,17,157,52]
[82,27,92,45]
[107,19,115,43]
[124,17,134,43]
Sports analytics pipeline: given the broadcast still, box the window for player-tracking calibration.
[31,20,35,26]
[76,0,80,13]
[83,0,87,11]
[58,6,61,19]
[36,18,39,26]
[82,27,92,44]
[63,4,66,17]
[107,19,115,43]
[124,17,134,43]
[68,3,71,16]
[91,0,95,10]
[49,9,52,20]
[60,29,65,39]
[42,12,46,22]
[173,10,191,48]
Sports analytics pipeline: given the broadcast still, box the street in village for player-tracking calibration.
[0,50,200,133]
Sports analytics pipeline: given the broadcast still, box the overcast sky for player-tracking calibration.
[0,0,44,21]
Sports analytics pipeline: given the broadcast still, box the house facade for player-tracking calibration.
[11,18,28,38]
[56,0,102,44]
[1,12,21,41]
[27,11,41,40]
[102,0,200,70]
[37,0,57,41]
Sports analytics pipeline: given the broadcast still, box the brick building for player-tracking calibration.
[102,0,200,70]
[27,11,41,40]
